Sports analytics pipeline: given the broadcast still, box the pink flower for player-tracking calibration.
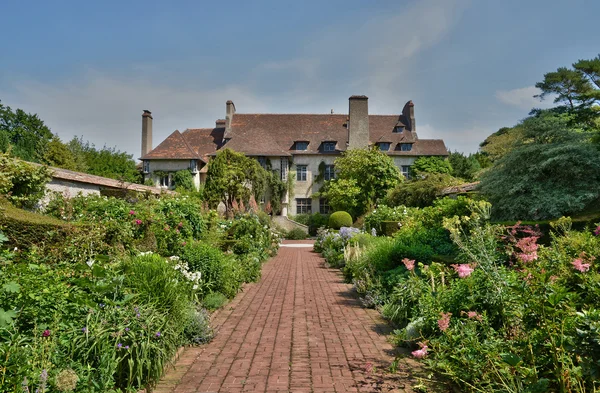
[178,222,183,228]
[462,311,483,322]
[164,225,170,231]
[129,210,136,215]
[515,237,539,262]
[451,264,474,278]
[411,342,428,359]
[42,329,51,337]
[135,219,142,225]
[402,258,415,271]
[594,226,600,236]
[438,312,452,332]
[572,258,591,273]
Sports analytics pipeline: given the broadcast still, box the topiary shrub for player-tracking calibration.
[328,211,352,229]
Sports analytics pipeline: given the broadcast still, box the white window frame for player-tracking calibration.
[324,165,335,181]
[296,165,308,181]
[296,198,312,214]
[401,165,411,180]
[323,142,336,152]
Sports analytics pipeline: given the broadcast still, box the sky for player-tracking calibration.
[1,0,599,157]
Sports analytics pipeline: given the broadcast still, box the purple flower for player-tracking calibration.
[155,332,161,337]
[82,327,87,333]
[136,313,141,318]
[117,343,122,348]
[125,327,130,332]
[125,345,130,349]
[99,303,105,308]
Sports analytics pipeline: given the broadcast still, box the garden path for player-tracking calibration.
[154,240,426,393]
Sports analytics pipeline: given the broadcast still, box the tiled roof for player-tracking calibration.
[440,181,480,195]
[143,111,447,159]
[182,127,224,161]
[222,113,429,156]
[141,130,202,160]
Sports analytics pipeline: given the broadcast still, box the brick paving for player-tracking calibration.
[154,241,426,393]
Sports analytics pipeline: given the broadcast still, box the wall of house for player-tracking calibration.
[146,160,201,190]
[42,179,101,206]
[287,155,419,216]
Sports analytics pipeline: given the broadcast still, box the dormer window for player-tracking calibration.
[399,143,412,151]
[323,142,336,152]
[377,142,391,151]
[295,141,309,151]
[223,138,231,145]
[393,126,405,133]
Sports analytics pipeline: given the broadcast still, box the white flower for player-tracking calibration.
[169,256,180,261]
[13,247,18,252]
[86,259,94,268]
[193,285,198,290]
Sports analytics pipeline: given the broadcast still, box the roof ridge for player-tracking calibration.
[233,113,401,117]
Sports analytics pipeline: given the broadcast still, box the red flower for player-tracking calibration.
[42,329,51,337]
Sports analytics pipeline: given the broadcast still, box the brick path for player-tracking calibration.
[154,241,425,393]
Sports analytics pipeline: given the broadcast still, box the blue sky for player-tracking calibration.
[1,0,599,157]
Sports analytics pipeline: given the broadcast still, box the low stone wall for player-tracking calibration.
[272,216,308,234]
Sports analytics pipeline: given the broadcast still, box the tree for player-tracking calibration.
[411,156,453,176]
[319,148,402,218]
[448,152,481,182]
[67,137,141,183]
[0,100,53,162]
[535,67,595,109]
[385,173,461,208]
[173,169,195,192]
[204,148,268,213]
[479,112,600,220]
[42,136,82,171]
[479,126,525,163]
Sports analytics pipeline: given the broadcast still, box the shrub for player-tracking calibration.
[0,153,50,209]
[328,211,352,229]
[181,241,240,298]
[308,213,329,236]
[384,173,461,208]
[286,228,307,240]
[203,292,228,310]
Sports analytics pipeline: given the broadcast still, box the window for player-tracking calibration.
[401,165,411,180]
[295,141,309,151]
[323,142,336,152]
[319,198,332,214]
[378,142,391,151]
[190,159,198,173]
[280,158,288,181]
[160,173,173,188]
[296,198,312,214]
[400,143,412,151]
[393,126,405,133]
[142,160,150,174]
[296,165,307,181]
[324,165,335,181]
[257,156,267,169]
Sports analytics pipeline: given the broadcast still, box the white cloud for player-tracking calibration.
[418,123,490,154]
[495,86,554,110]
[0,71,268,159]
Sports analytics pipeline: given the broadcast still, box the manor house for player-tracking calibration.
[140,95,448,216]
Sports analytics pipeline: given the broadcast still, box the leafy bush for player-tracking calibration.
[0,153,50,208]
[328,211,352,229]
[285,228,307,240]
[384,173,461,208]
[181,241,239,298]
[203,292,228,310]
[308,213,329,236]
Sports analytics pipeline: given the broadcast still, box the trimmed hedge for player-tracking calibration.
[328,211,352,229]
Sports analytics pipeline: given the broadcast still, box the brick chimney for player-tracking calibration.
[224,100,236,139]
[141,110,153,157]
[402,101,416,132]
[348,95,369,149]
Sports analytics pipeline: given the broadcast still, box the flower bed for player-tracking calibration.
[0,193,280,392]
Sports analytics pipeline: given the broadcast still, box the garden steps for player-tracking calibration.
[153,241,437,393]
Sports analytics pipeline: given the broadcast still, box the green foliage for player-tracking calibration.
[308,213,329,236]
[172,169,195,192]
[479,125,525,163]
[0,153,50,208]
[202,292,228,310]
[535,66,598,109]
[385,173,461,208]
[204,149,268,212]
[328,211,352,229]
[181,241,239,298]
[0,100,53,163]
[67,137,141,183]
[267,171,287,215]
[411,156,452,176]
[320,148,402,218]
[479,112,600,220]
[447,151,481,181]
[42,136,83,171]
[285,228,307,240]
